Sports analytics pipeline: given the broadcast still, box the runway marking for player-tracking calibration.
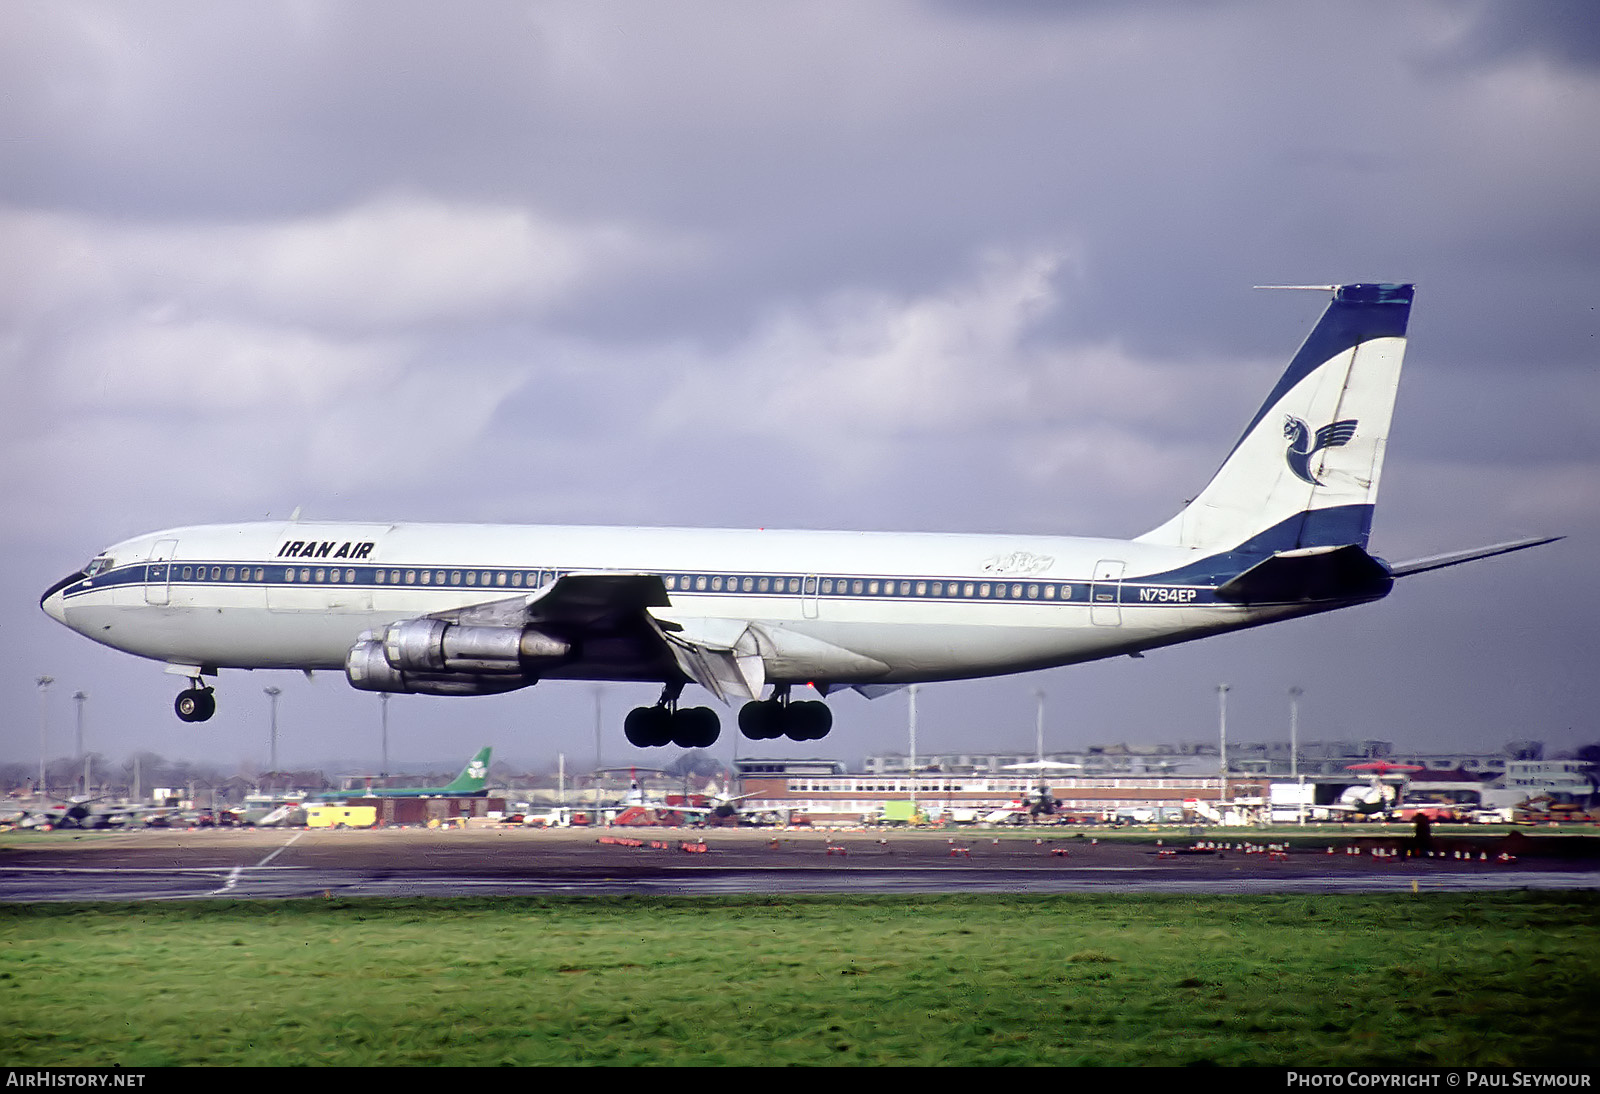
[211,831,305,895]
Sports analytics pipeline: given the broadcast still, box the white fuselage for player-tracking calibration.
[43,518,1339,690]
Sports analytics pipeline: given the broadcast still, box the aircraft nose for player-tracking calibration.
[40,571,83,625]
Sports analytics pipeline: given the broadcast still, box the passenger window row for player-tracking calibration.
[145,564,1090,601]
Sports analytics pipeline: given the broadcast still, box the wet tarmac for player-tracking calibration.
[2,826,1596,901]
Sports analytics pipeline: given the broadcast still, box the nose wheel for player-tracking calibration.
[175,686,216,723]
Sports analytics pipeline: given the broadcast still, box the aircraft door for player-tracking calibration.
[144,540,178,605]
[1090,559,1125,626]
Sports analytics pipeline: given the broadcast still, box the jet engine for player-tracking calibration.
[344,620,572,696]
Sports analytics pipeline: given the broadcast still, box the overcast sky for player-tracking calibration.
[3,0,1596,777]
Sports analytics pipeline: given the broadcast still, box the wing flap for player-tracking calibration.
[651,618,766,703]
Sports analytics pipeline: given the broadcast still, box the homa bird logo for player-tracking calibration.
[1283,415,1358,485]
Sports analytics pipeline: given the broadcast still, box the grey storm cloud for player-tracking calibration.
[2,0,1596,773]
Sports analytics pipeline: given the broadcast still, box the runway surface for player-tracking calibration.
[2,826,1596,901]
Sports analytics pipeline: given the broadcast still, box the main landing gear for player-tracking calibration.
[738,685,832,741]
[175,683,216,723]
[624,683,721,749]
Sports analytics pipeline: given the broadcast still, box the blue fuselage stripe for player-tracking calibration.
[59,562,1231,608]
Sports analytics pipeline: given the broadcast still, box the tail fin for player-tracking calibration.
[1138,283,1412,554]
[441,747,492,794]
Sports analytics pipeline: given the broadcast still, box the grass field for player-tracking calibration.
[3,892,1598,1066]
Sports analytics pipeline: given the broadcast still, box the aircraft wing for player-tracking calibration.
[421,572,756,698]
[436,572,672,628]
[390,571,886,704]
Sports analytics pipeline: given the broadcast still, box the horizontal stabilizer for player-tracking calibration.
[1387,536,1562,578]
[1216,544,1392,604]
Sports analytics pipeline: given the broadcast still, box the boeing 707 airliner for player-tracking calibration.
[40,283,1556,748]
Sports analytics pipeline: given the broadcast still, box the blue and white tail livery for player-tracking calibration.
[1140,282,1410,556]
[40,283,1558,748]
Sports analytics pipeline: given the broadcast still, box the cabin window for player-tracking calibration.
[852,580,864,595]
[496,572,507,586]
[345,569,355,583]
[376,570,386,584]
[758,577,769,592]
[867,581,879,595]
[741,577,753,592]
[963,583,975,597]
[421,571,431,584]
[182,567,193,580]
[512,572,523,587]
[789,578,801,593]
[821,579,833,594]
[434,571,445,584]
[315,568,325,582]
[405,570,416,584]
[328,569,339,583]
[225,567,235,581]
[1027,584,1039,599]
[300,569,311,582]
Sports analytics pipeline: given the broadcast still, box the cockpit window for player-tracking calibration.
[84,556,114,577]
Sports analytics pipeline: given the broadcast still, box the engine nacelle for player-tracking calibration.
[380,619,571,675]
[345,634,536,697]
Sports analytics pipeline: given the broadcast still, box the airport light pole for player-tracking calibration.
[907,684,918,820]
[264,686,281,771]
[73,690,88,794]
[1216,683,1230,815]
[1035,688,1046,766]
[1289,685,1304,825]
[36,676,53,796]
